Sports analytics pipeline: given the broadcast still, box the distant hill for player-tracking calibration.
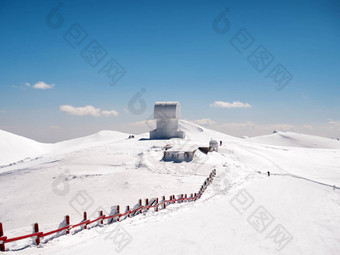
[246,131,340,149]
[0,129,128,166]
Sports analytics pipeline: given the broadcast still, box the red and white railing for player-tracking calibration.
[0,169,216,252]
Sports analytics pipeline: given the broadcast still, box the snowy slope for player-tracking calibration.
[18,176,339,255]
[0,130,128,166]
[53,130,129,154]
[0,122,339,255]
[0,129,53,166]
[246,131,340,149]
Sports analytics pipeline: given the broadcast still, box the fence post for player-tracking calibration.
[139,199,142,214]
[155,198,159,212]
[83,212,87,230]
[100,211,104,225]
[66,215,70,234]
[0,222,5,252]
[117,205,120,222]
[162,196,166,209]
[33,223,40,246]
[145,199,149,212]
[127,206,130,218]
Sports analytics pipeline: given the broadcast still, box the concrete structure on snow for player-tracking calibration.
[149,102,185,139]
[163,144,197,162]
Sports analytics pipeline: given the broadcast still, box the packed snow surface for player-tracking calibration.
[0,120,339,254]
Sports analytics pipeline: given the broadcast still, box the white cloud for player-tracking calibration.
[101,110,119,116]
[328,120,340,126]
[60,105,118,117]
[191,118,216,126]
[26,81,55,89]
[210,101,252,108]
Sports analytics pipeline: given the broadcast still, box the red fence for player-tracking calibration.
[0,169,216,252]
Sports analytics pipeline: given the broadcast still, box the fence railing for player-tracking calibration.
[0,169,216,252]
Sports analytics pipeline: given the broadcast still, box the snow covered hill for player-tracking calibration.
[0,129,53,166]
[0,122,339,254]
[246,131,340,149]
[0,130,128,167]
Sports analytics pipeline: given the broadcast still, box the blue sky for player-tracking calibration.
[0,0,339,142]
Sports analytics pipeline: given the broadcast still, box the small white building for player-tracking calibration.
[150,102,185,139]
[163,144,197,162]
[209,140,218,152]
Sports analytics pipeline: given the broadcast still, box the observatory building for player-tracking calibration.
[149,102,185,139]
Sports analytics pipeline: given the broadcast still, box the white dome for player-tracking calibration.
[209,140,218,146]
